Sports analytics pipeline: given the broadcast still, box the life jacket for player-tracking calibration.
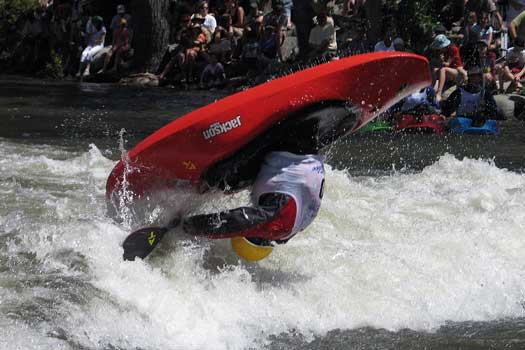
[251,152,325,240]
[457,87,482,117]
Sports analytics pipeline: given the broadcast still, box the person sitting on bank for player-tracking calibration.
[199,53,226,89]
[431,34,467,102]
[78,16,106,78]
[497,36,525,93]
[441,66,497,126]
[374,27,395,52]
[475,38,497,91]
[307,9,337,61]
[102,17,130,73]
[110,4,131,36]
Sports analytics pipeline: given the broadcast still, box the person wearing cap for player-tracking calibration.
[102,17,130,73]
[441,66,497,125]
[431,34,467,102]
[78,15,106,77]
[110,4,131,34]
[192,13,212,44]
[497,36,525,93]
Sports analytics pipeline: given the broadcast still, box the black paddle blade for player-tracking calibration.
[122,227,168,261]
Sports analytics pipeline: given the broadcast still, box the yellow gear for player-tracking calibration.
[231,237,273,261]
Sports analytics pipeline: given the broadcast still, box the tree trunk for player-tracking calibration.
[131,0,170,73]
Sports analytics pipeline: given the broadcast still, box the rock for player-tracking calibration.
[119,72,159,87]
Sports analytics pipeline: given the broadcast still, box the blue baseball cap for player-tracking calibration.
[431,34,451,49]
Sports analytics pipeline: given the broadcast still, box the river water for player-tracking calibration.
[1,76,525,349]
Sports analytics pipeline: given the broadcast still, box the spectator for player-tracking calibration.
[464,0,502,28]
[158,13,193,81]
[374,28,395,52]
[240,24,260,70]
[196,1,217,34]
[208,28,232,63]
[258,24,279,68]
[200,53,226,88]
[460,11,481,46]
[498,37,525,93]
[307,9,337,60]
[291,0,314,60]
[441,66,497,125]
[263,1,288,61]
[281,0,293,29]
[224,0,245,37]
[431,34,467,102]
[507,0,525,23]
[192,13,212,43]
[110,4,131,39]
[342,0,366,16]
[478,11,493,48]
[102,17,130,73]
[245,1,264,25]
[393,37,405,51]
[461,28,482,70]
[475,39,497,90]
[510,10,525,42]
[78,15,105,77]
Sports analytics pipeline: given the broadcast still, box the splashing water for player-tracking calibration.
[1,138,525,350]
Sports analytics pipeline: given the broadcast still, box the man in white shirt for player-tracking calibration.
[308,9,337,59]
[374,27,399,52]
[196,1,216,34]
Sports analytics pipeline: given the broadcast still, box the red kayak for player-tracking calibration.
[106,52,431,211]
[394,113,446,134]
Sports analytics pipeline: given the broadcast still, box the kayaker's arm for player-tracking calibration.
[182,193,292,239]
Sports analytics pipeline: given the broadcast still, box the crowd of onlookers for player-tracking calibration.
[1,0,132,78]
[4,0,525,101]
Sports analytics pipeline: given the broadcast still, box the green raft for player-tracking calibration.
[358,119,392,133]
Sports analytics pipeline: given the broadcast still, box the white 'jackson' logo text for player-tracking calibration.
[203,115,242,140]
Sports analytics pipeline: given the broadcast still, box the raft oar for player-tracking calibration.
[122,218,180,261]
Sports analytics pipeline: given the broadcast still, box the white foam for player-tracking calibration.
[3,141,525,349]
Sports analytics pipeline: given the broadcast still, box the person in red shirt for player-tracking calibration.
[102,18,130,72]
[431,34,468,102]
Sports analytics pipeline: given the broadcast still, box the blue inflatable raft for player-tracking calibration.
[447,117,499,135]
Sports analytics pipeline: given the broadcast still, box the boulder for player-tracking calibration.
[119,72,159,87]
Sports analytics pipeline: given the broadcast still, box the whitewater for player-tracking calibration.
[1,138,525,350]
